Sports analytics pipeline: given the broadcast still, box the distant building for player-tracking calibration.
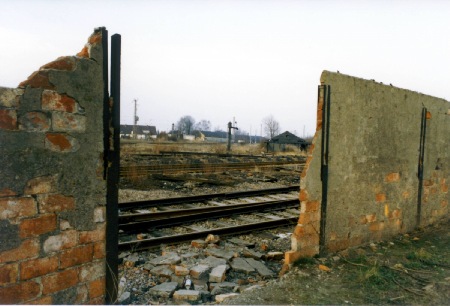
[120,124,157,139]
[266,131,308,152]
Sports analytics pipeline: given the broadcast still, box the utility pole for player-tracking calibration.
[133,99,139,139]
[227,121,238,152]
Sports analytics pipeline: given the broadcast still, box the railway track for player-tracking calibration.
[120,160,305,177]
[118,186,300,251]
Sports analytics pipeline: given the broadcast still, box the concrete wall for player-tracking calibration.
[287,71,449,263]
[0,29,107,304]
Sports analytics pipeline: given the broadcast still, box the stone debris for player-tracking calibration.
[117,291,131,304]
[245,258,275,278]
[209,264,227,283]
[149,281,179,298]
[190,264,210,279]
[205,248,237,260]
[173,289,201,302]
[200,255,227,268]
[149,253,181,265]
[215,293,240,302]
[230,257,256,274]
[118,234,286,304]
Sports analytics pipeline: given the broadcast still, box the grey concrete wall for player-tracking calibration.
[287,71,449,263]
[0,29,107,304]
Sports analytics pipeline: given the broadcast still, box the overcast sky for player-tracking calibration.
[1,0,449,137]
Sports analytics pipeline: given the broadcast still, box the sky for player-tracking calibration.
[1,0,449,137]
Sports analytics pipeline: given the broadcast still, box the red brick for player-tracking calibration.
[423,179,434,187]
[40,56,75,71]
[93,241,106,259]
[369,221,385,232]
[18,70,55,90]
[0,280,41,304]
[20,255,59,280]
[385,172,400,182]
[441,200,448,208]
[375,193,386,202]
[24,176,55,195]
[391,209,402,219]
[79,224,106,244]
[77,46,89,58]
[42,90,77,113]
[0,263,18,285]
[20,214,57,238]
[426,111,432,119]
[89,277,105,299]
[60,244,94,269]
[27,296,53,305]
[299,189,309,201]
[365,213,377,223]
[0,188,16,197]
[89,32,102,45]
[299,211,320,224]
[51,112,86,132]
[19,111,50,131]
[45,133,79,152]
[302,200,320,213]
[38,193,75,213]
[42,268,79,295]
[0,196,37,219]
[402,191,410,199]
[43,230,78,253]
[441,182,449,193]
[0,109,17,130]
[0,239,40,264]
[327,239,350,252]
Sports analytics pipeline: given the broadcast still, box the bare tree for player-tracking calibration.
[176,115,196,135]
[262,115,280,139]
[194,119,211,131]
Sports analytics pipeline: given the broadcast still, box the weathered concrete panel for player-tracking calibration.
[288,71,449,262]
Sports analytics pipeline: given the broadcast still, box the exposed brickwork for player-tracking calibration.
[0,109,18,130]
[42,90,77,113]
[42,268,79,295]
[0,28,108,304]
[37,193,76,213]
[0,263,18,285]
[20,256,59,280]
[19,111,50,131]
[19,213,57,238]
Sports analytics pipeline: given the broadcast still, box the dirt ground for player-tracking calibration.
[223,219,450,305]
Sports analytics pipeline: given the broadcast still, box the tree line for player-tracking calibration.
[174,115,280,138]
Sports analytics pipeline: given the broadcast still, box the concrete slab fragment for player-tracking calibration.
[229,258,255,274]
[173,290,201,302]
[215,293,239,303]
[150,265,173,277]
[149,282,178,298]
[149,253,181,265]
[209,264,227,283]
[189,264,210,279]
[242,248,263,259]
[245,258,275,278]
[200,255,227,268]
[205,248,237,260]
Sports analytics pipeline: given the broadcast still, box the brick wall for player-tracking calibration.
[0,29,107,304]
[286,71,449,264]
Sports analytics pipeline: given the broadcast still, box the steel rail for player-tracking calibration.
[119,185,299,211]
[119,198,299,232]
[120,160,305,176]
[118,216,297,251]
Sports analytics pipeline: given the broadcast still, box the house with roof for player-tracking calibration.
[266,131,308,152]
[120,124,157,139]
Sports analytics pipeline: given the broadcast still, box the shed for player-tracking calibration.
[266,131,308,152]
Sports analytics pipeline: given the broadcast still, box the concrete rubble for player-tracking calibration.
[118,233,288,304]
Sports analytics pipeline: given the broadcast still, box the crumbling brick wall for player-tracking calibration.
[286,71,449,264]
[0,29,107,304]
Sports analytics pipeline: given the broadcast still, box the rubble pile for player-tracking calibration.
[118,233,290,304]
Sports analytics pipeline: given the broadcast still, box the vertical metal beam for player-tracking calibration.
[319,85,330,256]
[416,107,427,227]
[105,33,121,304]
